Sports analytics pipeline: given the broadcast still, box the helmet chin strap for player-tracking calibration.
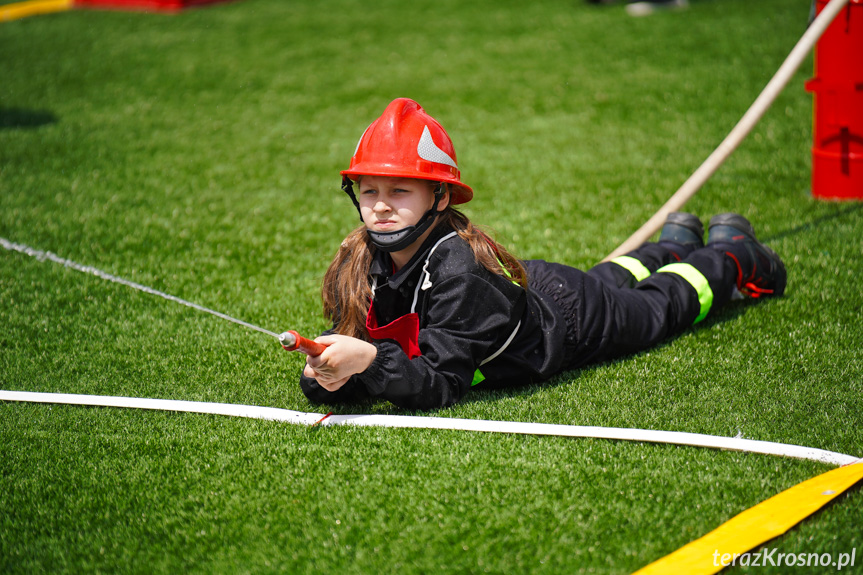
[341,177,446,253]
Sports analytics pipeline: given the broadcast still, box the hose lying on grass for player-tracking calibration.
[603,0,851,262]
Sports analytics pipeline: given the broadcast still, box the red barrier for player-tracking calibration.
[806,0,863,200]
[74,0,233,12]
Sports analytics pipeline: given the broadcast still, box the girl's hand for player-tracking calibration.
[303,334,377,392]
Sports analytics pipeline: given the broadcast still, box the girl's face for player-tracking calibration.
[358,176,448,234]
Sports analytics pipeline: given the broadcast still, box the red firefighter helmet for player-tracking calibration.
[341,98,473,204]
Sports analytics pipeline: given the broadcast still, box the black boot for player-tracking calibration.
[657,212,704,260]
[706,213,786,298]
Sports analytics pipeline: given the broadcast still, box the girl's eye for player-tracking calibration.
[360,189,376,195]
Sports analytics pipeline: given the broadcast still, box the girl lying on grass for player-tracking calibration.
[299,98,785,410]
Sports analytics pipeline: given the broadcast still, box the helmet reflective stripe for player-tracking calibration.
[341,98,473,205]
[611,255,652,282]
[353,123,372,157]
[658,263,714,323]
[417,126,458,169]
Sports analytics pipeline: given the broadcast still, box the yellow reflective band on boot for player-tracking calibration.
[611,255,652,282]
[657,263,713,323]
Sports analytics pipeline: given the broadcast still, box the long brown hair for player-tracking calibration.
[321,208,527,340]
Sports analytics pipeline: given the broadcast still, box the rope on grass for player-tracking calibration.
[1,390,859,467]
[602,0,851,262]
[0,237,281,339]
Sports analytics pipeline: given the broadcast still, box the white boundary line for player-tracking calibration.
[2,390,858,467]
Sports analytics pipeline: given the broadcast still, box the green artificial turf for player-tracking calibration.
[1,0,861,573]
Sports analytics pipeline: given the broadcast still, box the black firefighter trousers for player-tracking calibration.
[525,243,739,370]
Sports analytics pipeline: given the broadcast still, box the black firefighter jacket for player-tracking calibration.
[299,223,568,410]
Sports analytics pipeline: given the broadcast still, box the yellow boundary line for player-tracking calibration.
[0,0,73,22]
[634,460,863,574]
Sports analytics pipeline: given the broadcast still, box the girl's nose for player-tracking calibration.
[374,200,391,213]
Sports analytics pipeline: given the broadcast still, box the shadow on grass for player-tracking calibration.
[764,203,863,244]
[0,108,58,130]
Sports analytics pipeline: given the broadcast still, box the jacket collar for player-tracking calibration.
[369,223,455,291]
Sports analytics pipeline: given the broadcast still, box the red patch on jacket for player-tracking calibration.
[366,301,422,360]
